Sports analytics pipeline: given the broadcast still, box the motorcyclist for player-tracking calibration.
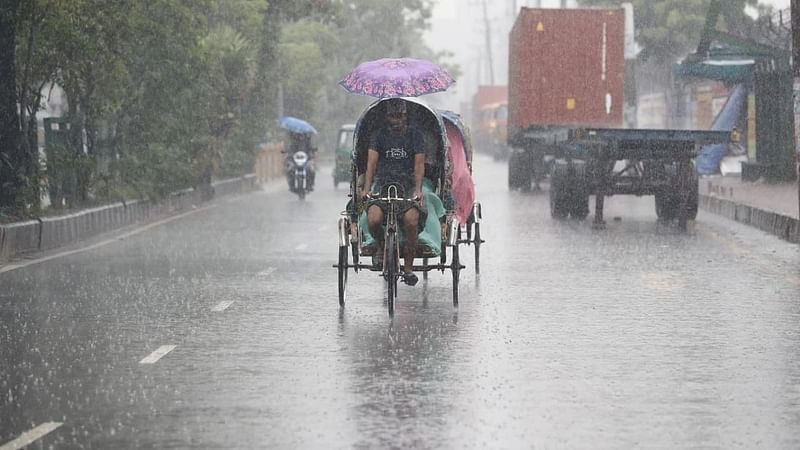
[359,98,426,286]
[285,132,316,192]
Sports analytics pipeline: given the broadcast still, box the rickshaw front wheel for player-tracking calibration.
[385,233,398,316]
[338,246,348,307]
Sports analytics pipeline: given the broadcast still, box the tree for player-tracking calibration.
[0,0,36,215]
[314,0,453,143]
[1,0,445,218]
[278,20,338,119]
[576,0,758,63]
[192,26,257,198]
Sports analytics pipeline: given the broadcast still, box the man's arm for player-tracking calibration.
[413,153,425,199]
[362,149,378,199]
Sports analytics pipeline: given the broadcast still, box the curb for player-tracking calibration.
[0,174,260,264]
[699,194,800,243]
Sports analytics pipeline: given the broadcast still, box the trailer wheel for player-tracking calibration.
[570,192,590,220]
[655,192,678,220]
[507,159,518,189]
[549,162,569,218]
[654,162,698,221]
[684,163,699,220]
[509,151,534,191]
[568,162,590,220]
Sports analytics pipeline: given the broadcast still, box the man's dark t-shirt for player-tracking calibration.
[369,126,423,193]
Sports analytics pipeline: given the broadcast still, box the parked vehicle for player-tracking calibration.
[476,102,508,161]
[507,7,625,191]
[507,7,730,228]
[333,124,355,188]
[471,85,508,160]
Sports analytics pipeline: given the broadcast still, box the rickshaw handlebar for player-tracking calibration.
[365,192,420,202]
[364,183,419,202]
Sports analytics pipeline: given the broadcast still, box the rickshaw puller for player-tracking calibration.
[359,99,427,286]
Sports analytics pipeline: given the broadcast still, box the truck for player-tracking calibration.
[507,6,730,229]
[471,85,508,160]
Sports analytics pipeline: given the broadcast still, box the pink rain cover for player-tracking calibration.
[445,122,475,223]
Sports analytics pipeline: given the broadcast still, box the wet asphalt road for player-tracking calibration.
[1,154,799,449]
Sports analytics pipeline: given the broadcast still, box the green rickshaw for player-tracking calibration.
[333,124,355,188]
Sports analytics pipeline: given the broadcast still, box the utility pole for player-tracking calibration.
[481,0,495,84]
[793,0,800,218]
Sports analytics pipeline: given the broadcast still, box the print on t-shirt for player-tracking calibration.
[369,127,424,191]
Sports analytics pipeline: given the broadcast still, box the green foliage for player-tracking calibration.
[575,0,758,62]
[2,0,449,216]
[312,0,451,150]
[278,20,337,119]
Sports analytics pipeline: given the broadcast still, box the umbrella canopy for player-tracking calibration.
[277,116,318,135]
[339,57,455,98]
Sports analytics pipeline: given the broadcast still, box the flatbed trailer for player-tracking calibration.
[539,127,730,230]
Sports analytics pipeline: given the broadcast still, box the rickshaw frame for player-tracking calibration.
[334,98,477,316]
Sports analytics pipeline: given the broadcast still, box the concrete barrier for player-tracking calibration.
[0,220,41,261]
[700,194,800,244]
[255,142,285,184]
[0,173,259,264]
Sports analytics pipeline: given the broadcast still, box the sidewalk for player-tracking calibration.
[698,174,799,243]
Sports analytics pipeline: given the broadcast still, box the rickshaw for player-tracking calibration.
[333,124,355,188]
[334,98,482,316]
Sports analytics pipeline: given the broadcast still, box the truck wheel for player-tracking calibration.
[655,192,678,220]
[569,192,590,220]
[549,162,569,218]
[507,159,518,189]
[684,163,699,220]
[508,152,527,190]
[568,162,590,220]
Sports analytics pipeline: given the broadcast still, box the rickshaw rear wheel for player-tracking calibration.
[338,246,348,307]
[473,222,481,274]
[451,244,460,307]
[351,242,359,270]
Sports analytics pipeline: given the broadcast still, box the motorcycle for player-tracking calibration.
[285,149,315,200]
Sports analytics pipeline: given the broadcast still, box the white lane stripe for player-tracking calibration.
[0,422,63,450]
[139,345,176,364]
[211,300,234,312]
[257,267,276,277]
[295,244,308,251]
[0,206,215,275]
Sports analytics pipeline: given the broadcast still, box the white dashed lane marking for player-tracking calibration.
[0,422,63,450]
[139,345,177,364]
[211,300,234,312]
[294,244,309,251]
[257,267,276,277]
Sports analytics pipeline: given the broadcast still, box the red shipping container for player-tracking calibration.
[508,7,625,134]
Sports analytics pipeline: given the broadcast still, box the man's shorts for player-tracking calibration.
[366,183,428,231]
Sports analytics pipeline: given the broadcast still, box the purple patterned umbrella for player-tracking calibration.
[339,57,455,98]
